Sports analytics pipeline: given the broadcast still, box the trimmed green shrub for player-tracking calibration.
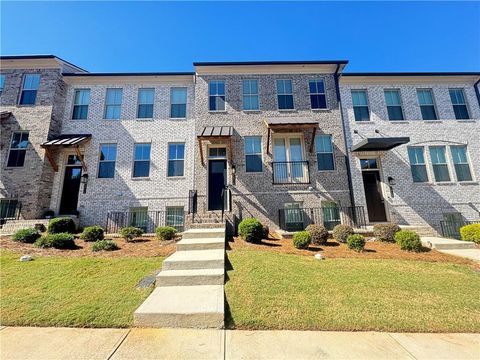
[92,240,119,252]
[12,228,41,243]
[373,223,401,242]
[80,226,104,242]
[292,231,311,249]
[47,217,75,234]
[395,230,422,252]
[347,234,366,252]
[306,224,329,245]
[34,233,75,249]
[155,226,177,240]
[332,224,354,243]
[460,224,480,244]
[119,227,144,242]
[262,225,270,239]
[238,218,264,243]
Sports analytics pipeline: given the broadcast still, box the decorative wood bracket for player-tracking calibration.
[44,147,58,172]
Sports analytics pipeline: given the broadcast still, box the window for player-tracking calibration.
[209,81,225,111]
[137,88,154,118]
[360,159,378,170]
[407,147,428,182]
[244,136,262,172]
[166,206,185,231]
[104,88,122,119]
[72,89,90,120]
[351,90,370,121]
[7,132,29,167]
[429,146,450,182]
[0,74,5,95]
[209,147,227,158]
[450,146,472,182]
[384,89,404,120]
[417,89,437,120]
[276,79,294,110]
[167,143,185,177]
[170,87,187,118]
[315,135,334,170]
[242,80,259,110]
[98,144,117,178]
[309,79,327,109]
[133,143,151,177]
[449,89,469,120]
[19,74,40,105]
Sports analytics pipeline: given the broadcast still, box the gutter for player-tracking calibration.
[475,78,480,108]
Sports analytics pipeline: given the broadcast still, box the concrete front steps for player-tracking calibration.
[421,236,476,250]
[134,226,226,329]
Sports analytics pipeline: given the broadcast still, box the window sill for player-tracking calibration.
[135,118,154,121]
[169,117,187,120]
[458,181,479,185]
[311,108,330,112]
[167,176,186,179]
[3,166,24,170]
[245,171,264,174]
[433,182,456,186]
[457,120,476,123]
[243,110,261,113]
[423,120,443,124]
[389,121,410,124]
[16,104,36,107]
[209,110,227,114]
[131,177,151,181]
[278,109,297,112]
[355,121,374,124]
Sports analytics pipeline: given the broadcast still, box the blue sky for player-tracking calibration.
[1,1,479,73]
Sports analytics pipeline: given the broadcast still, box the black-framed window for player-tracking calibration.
[360,158,378,170]
[351,90,369,121]
[104,88,123,120]
[407,147,428,182]
[242,80,259,110]
[98,144,117,178]
[137,88,154,118]
[315,135,334,170]
[429,146,450,182]
[209,81,225,111]
[19,74,40,105]
[7,132,29,167]
[133,143,151,178]
[72,89,90,120]
[384,89,404,121]
[449,89,469,120]
[276,79,294,110]
[244,136,262,172]
[170,87,187,118]
[167,143,185,177]
[309,79,327,109]
[450,145,472,182]
[417,89,437,120]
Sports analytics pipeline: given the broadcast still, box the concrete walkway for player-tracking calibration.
[421,236,480,262]
[1,327,478,360]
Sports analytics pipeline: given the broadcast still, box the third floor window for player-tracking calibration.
[242,80,259,111]
[351,90,369,121]
[137,88,154,119]
[276,79,294,110]
[170,87,187,118]
[209,81,225,111]
[417,89,437,120]
[449,89,470,120]
[309,79,327,109]
[19,74,40,105]
[384,89,404,121]
[104,88,123,120]
[72,89,90,120]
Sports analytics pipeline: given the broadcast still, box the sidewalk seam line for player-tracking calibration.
[387,333,418,360]
[223,328,227,360]
[106,328,131,360]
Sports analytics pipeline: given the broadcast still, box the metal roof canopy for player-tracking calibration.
[41,134,91,172]
[351,137,410,152]
[264,118,319,154]
[197,127,233,165]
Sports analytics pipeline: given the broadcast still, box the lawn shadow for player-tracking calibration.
[257,240,281,247]
[225,254,234,271]
[224,295,236,329]
[322,241,340,247]
[419,246,432,253]
[364,249,377,253]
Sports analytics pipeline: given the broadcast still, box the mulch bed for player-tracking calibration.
[0,235,177,258]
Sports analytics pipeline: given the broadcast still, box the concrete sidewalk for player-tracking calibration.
[0,326,478,360]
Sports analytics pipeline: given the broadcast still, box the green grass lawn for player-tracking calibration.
[225,248,480,332]
[0,251,162,328]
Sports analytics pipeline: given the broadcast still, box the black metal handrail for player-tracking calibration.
[272,161,310,184]
[440,220,480,239]
[105,210,186,233]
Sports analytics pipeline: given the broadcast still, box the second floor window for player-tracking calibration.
[315,135,334,171]
[449,89,469,120]
[104,88,123,120]
[137,88,154,118]
[244,136,262,172]
[417,89,437,120]
[133,143,151,178]
[309,79,327,109]
[7,132,29,167]
[351,90,369,121]
[429,146,450,182]
[384,89,404,121]
[276,79,294,110]
[72,89,90,120]
[170,88,187,118]
[19,74,40,105]
[167,143,185,177]
[242,80,259,110]
[407,147,428,182]
[98,144,117,178]
[450,145,472,182]
[209,81,225,111]
[0,74,5,95]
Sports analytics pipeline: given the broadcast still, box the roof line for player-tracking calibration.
[0,54,88,73]
[343,72,480,76]
[193,60,349,66]
[62,72,195,77]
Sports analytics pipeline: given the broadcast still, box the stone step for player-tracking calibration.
[421,236,476,250]
[182,228,225,239]
[189,223,225,229]
[162,249,225,270]
[156,268,224,287]
[133,285,224,328]
[176,237,225,251]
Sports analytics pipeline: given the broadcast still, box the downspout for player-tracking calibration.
[334,64,356,209]
[474,78,480,108]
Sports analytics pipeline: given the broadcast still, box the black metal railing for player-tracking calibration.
[0,200,21,225]
[278,206,366,232]
[440,220,480,239]
[272,161,310,184]
[220,187,232,222]
[188,190,197,214]
[105,210,187,234]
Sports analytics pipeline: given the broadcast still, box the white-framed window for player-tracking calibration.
[137,88,154,119]
[7,131,29,167]
[133,143,151,178]
[384,89,404,121]
[450,145,473,182]
[72,89,90,120]
[315,135,334,171]
[166,206,185,232]
[309,79,327,109]
[209,81,225,111]
[104,88,123,120]
[407,147,429,182]
[170,87,187,118]
[449,89,470,120]
[19,74,40,105]
[242,80,259,111]
[417,89,438,120]
[429,146,450,182]
[244,136,262,172]
[0,74,5,95]
[351,89,370,121]
[98,143,117,178]
[167,143,185,177]
[276,79,294,110]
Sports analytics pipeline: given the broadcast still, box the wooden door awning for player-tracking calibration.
[197,126,233,165]
[264,118,319,154]
[41,134,91,172]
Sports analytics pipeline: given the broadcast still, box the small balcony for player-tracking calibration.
[272,161,310,184]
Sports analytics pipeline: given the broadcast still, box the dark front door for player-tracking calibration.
[208,160,226,210]
[362,171,387,222]
[59,166,82,214]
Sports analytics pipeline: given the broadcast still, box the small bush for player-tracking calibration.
[80,226,104,242]
[47,217,76,234]
[156,226,177,240]
[12,228,40,243]
[34,233,75,249]
[459,224,480,244]
[306,224,329,245]
[292,231,311,249]
[373,223,401,242]
[92,240,119,252]
[332,224,354,243]
[238,218,264,243]
[395,230,422,252]
[262,225,270,239]
[119,227,144,242]
[347,234,366,252]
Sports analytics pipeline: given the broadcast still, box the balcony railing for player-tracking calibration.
[0,200,21,225]
[272,161,310,184]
